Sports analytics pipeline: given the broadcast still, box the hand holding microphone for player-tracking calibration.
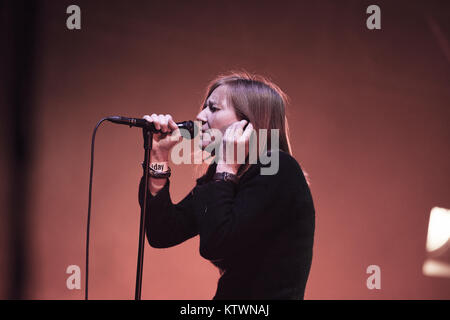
[142,114,183,162]
[107,114,196,162]
[141,114,183,196]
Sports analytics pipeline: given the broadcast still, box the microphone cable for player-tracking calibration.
[84,116,194,299]
[85,117,109,300]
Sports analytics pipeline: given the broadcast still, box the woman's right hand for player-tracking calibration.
[143,114,182,161]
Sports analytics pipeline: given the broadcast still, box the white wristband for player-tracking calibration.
[149,162,168,172]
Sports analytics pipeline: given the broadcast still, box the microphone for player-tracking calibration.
[107,116,198,139]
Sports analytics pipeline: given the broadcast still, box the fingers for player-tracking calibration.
[233,120,247,137]
[143,115,153,124]
[143,114,176,133]
[150,114,160,130]
[238,119,248,129]
[168,116,178,131]
[229,119,248,131]
[224,120,249,141]
[241,122,254,142]
[169,127,183,143]
[160,115,169,133]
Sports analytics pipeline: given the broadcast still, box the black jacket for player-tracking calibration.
[138,150,315,299]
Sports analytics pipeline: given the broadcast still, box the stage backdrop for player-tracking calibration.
[1,0,449,299]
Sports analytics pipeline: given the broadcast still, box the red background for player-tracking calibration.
[0,0,449,299]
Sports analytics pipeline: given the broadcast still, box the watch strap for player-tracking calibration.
[213,172,239,184]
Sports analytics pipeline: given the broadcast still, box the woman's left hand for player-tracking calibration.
[217,120,254,175]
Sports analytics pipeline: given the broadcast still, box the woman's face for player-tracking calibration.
[196,85,239,150]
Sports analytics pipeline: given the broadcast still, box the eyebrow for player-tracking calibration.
[203,99,218,109]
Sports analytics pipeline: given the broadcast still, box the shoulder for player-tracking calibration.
[241,150,306,184]
[275,150,303,173]
[236,150,313,210]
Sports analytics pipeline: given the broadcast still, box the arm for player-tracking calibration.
[194,152,312,260]
[137,114,198,248]
[138,177,198,248]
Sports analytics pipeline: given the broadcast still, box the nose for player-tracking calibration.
[196,108,208,124]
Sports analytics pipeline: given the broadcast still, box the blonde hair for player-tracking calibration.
[194,71,296,180]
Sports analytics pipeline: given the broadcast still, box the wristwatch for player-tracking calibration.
[213,172,239,184]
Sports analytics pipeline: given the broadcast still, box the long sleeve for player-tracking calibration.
[138,177,198,248]
[193,152,313,261]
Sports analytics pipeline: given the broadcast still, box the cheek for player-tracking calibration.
[209,110,237,131]
[209,113,218,127]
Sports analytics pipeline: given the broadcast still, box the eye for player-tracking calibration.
[209,105,218,112]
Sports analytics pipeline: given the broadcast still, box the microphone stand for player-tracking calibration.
[135,127,152,300]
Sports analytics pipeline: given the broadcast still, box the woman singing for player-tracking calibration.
[138,72,315,299]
